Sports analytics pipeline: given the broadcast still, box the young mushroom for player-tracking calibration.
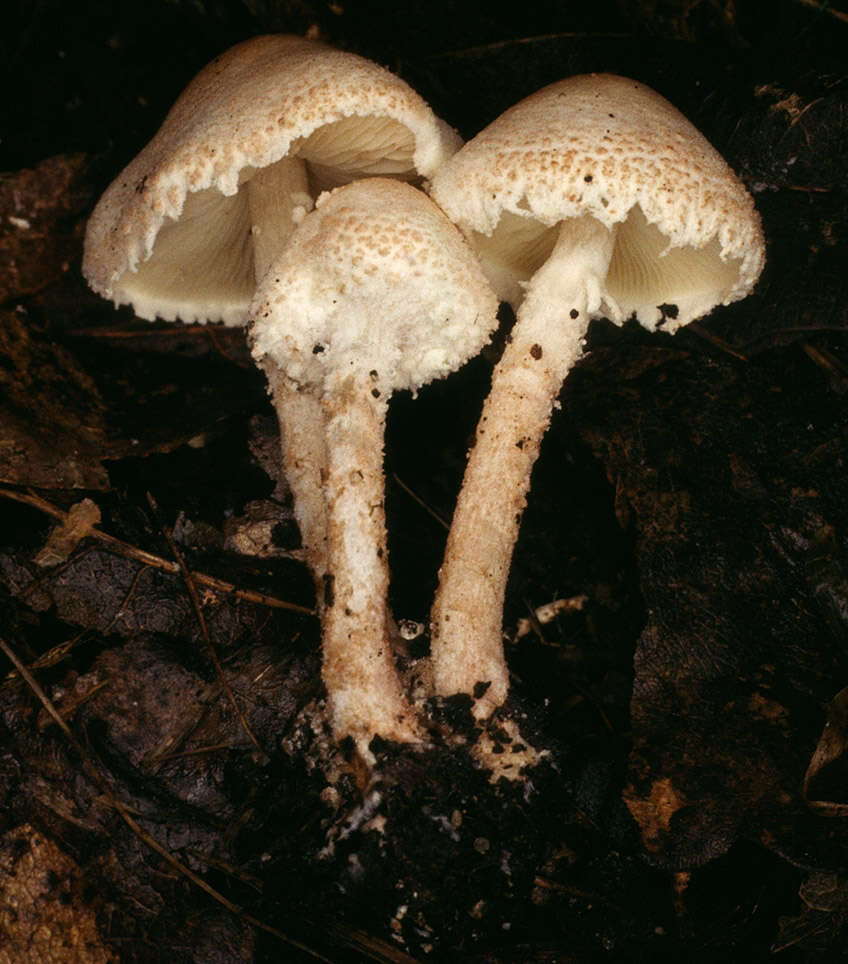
[82,33,461,599]
[249,178,499,760]
[429,73,766,719]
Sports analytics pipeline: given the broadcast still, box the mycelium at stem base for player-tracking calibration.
[430,215,618,719]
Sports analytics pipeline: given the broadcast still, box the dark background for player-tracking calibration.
[1,1,847,962]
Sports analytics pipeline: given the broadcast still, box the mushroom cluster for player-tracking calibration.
[83,38,765,767]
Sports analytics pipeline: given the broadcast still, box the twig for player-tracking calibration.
[428,31,629,60]
[801,342,848,392]
[739,324,848,352]
[0,633,332,963]
[36,679,111,731]
[67,323,251,366]
[686,321,750,362]
[0,485,314,616]
[785,183,831,193]
[152,742,252,762]
[391,473,449,531]
[146,491,264,756]
[184,848,264,893]
[518,597,549,645]
[67,324,245,342]
[2,628,91,686]
[203,325,253,367]
[103,564,150,633]
[795,0,848,25]
[321,924,425,964]
[802,341,848,376]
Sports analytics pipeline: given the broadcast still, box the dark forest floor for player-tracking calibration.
[1,2,847,961]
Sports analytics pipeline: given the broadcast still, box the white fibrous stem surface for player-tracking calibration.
[321,375,421,758]
[430,215,617,718]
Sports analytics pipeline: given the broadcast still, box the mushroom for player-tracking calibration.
[428,73,766,718]
[249,177,499,759]
[82,34,461,598]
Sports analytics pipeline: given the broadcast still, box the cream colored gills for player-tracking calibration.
[114,113,420,323]
[249,116,419,281]
[295,114,419,192]
[113,186,255,324]
[429,72,765,720]
[83,34,461,327]
[476,205,743,327]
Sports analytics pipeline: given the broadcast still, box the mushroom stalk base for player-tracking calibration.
[430,215,616,718]
[321,378,421,759]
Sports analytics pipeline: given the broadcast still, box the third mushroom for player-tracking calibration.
[429,73,766,720]
[249,178,498,760]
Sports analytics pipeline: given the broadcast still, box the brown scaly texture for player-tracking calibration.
[251,178,498,397]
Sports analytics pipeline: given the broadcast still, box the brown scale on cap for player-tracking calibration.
[428,73,765,721]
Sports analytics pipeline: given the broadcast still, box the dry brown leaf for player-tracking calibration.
[34,498,101,568]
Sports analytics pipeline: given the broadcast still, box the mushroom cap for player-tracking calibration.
[248,178,499,398]
[430,73,765,330]
[83,34,461,326]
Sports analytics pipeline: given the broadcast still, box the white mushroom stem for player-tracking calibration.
[430,214,617,718]
[247,161,330,595]
[321,375,422,757]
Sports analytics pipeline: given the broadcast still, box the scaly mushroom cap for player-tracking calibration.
[83,34,461,326]
[431,73,765,329]
[249,178,498,397]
